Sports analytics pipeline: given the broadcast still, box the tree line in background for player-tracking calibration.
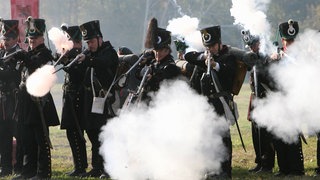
[1,0,319,53]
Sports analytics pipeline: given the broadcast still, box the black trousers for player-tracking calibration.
[21,124,51,178]
[66,128,88,170]
[317,133,320,168]
[86,128,104,171]
[14,122,24,173]
[220,129,232,178]
[251,121,275,169]
[273,136,304,175]
[0,121,14,173]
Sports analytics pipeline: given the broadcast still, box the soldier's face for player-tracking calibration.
[206,43,219,55]
[250,42,260,53]
[2,37,18,50]
[282,38,294,48]
[28,36,44,50]
[86,37,102,52]
[153,48,170,62]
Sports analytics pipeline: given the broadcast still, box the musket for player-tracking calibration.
[210,70,246,152]
[206,51,211,76]
[53,50,69,67]
[116,51,151,88]
[109,52,152,111]
[35,98,53,149]
[300,133,308,145]
[134,66,151,105]
[252,65,262,159]
[1,49,23,63]
[53,49,89,74]
[202,52,246,152]
[121,66,151,112]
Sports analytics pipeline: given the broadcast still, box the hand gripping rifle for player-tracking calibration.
[116,51,152,88]
[200,51,246,152]
[53,49,89,73]
[0,49,23,63]
[113,51,153,111]
[121,65,151,112]
[52,50,70,67]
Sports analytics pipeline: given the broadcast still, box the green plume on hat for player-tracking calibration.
[174,39,188,52]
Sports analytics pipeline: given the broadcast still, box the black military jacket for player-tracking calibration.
[0,45,22,121]
[18,43,60,126]
[0,45,22,92]
[60,48,87,129]
[249,53,275,98]
[82,41,119,130]
[185,45,237,115]
[144,54,181,93]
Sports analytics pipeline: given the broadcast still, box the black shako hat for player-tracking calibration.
[144,17,171,50]
[279,19,299,40]
[25,16,46,37]
[241,30,260,47]
[0,19,19,39]
[79,20,103,41]
[61,24,82,41]
[200,26,221,46]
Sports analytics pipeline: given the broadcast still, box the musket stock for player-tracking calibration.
[52,49,89,74]
[53,50,69,67]
[1,49,23,63]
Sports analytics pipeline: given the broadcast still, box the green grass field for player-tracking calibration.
[4,83,320,180]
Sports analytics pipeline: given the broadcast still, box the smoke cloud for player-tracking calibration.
[230,0,274,54]
[26,65,57,97]
[48,27,73,54]
[166,15,205,52]
[252,29,320,143]
[100,80,229,180]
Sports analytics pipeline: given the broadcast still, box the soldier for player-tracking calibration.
[12,16,60,180]
[270,19,304,176]
[243,30,275,173]
[59,24,88,176]
[0,19,23,177]
[137,17,180,102]
[77,20,118,178]
[184,26,239,179]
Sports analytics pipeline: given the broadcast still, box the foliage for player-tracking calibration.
[2,0,320,53]
[38,0,320,53]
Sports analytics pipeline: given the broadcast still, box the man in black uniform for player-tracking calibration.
[59,24,88,176]
[137,17,180,102]
[270,19,304,177]
[243,30,275,173]
[0,19,23,177]
[12,16,60,180]
[184,26,238,179]
[77,20,118,178]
